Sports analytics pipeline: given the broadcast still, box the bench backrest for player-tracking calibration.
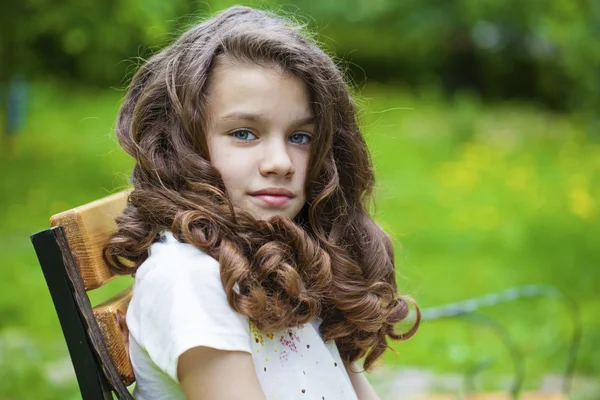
[32,190,134,399]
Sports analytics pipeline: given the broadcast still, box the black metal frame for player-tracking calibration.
[420,284,580,397]
[31,227,120,399]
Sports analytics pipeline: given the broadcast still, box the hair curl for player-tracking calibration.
[104,5,419,370]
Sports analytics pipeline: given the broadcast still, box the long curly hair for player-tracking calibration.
[104,5,419,370]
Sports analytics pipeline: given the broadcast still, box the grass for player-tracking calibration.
[0,81,598,399]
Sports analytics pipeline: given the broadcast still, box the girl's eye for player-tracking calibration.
[289,133,311,145]
[231,129,257,141]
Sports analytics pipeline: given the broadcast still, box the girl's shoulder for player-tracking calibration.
[127,232,252,386]
[134,231,219,283]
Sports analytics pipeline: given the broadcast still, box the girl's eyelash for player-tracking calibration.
[289,132,312,145]
[230,129,257,141]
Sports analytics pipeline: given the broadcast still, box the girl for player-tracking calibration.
[104,6,420,400]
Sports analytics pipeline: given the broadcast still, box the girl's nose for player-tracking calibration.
[259,137,295,177]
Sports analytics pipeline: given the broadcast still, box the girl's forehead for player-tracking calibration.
[206,63,313,125]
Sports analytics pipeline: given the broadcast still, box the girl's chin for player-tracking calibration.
[252,210,290,221]
[247,205,299,221]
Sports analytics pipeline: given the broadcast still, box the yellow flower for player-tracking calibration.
[569,188,595,220]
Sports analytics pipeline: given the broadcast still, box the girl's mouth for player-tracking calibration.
[251,194,291,207]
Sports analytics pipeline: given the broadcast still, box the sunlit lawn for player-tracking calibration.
[0,81,598,399]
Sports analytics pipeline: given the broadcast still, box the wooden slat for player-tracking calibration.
[93,286,135,386]
[50,190,130,291]
[416,393,567,400]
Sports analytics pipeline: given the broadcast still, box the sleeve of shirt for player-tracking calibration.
[126,234,251,383]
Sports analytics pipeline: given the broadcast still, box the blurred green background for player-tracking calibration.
[1,0,599,399]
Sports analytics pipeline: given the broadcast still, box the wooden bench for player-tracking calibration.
[31,191,133,399]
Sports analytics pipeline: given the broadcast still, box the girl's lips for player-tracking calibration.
[251,194,291,207]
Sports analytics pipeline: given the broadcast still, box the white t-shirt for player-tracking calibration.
[126,231,358,400]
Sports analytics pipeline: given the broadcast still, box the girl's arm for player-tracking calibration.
[345,362,382,400]
[178,346,266,400]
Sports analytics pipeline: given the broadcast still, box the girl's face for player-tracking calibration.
[205,61,314,221]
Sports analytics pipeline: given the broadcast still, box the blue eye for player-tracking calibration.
[289,133,311,145]
[231,129,257,141]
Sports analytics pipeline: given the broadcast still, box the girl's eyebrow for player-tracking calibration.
[220,112,315,126]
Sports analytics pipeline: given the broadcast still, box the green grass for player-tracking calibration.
[0,81,598,399]
[360,84,600,395]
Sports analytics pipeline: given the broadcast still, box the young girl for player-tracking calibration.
[104,6,420,400]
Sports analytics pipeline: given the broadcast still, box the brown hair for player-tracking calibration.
[104,5,419,370]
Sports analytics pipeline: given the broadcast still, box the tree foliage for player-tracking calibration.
[2,0,599,111]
